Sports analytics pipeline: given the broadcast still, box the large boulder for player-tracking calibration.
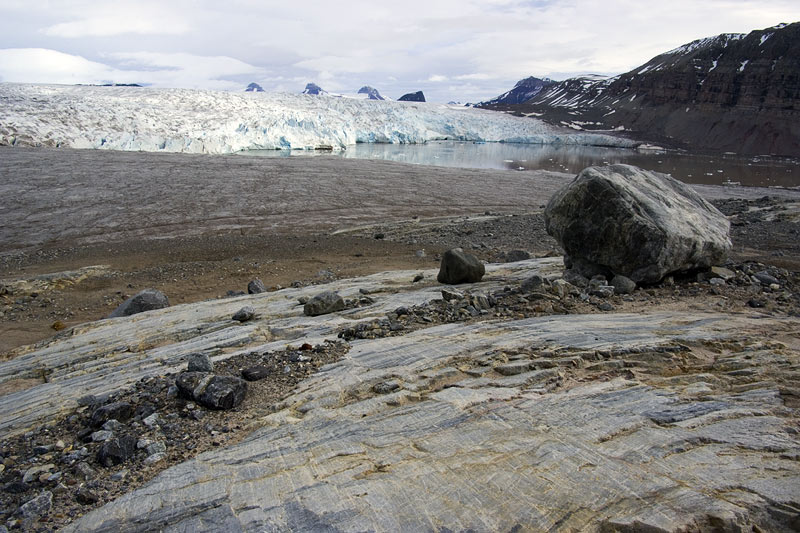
[108,289,169,318]
[544,165,731,284]
[303,291,345,316]
[437,248,485,284]
[175,372,247,410]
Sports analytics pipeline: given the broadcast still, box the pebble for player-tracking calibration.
[143,413,160,428]
[187,353,214,372]
[75,487,99,505]
[144,452,166,465]
[19,491,53,519]
[91,430,114,442]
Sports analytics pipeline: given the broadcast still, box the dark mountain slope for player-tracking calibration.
[483,23,800,156]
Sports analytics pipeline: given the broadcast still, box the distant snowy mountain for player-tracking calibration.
[398,91,425,102]
[357,86,385,100]
[482,22,800,155]
[245,82,264,92]
[0,84,636,154]
[302,83,327,96]
[481,77,555,106]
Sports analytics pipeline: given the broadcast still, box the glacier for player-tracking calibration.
[0,83,637,155]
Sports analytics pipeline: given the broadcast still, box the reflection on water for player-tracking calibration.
[241,141,800,188]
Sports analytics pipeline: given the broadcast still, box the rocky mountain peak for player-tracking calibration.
[302,83,326,95]
[398,91,425,102]
[357,86,385,100]
[245,82,264,92]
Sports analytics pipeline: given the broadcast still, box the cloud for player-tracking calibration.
[40,2,191,37]
[0,48,264,90]
[1,0,798,101]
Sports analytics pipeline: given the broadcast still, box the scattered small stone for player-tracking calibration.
[143,413,160,428]
[413,273,424,283]
[90,402,134,427]
[19,491,52,520]
[97,435,137,467]
[51,320,66,331]
[111,469,129,482]
[747,299,766,308]
[91,430,113,442]
[196,376,248,410]
[441,288,464,301]
[144,452,167,465]
[232,306,256,322]
[611,275,636,295]
[374,233,385,239]
[247,278,266,294]
[187,353,214,372]
[521,275,546,292]
[75,487,99,505]
[504,250,531,262]
[102,419,123,432]
[241,366,270,381]
[754,271,780,286]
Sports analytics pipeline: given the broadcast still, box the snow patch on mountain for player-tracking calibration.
[0,84,636,154]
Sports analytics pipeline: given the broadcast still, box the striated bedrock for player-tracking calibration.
[1,258,798,531]
[545,165,731,284]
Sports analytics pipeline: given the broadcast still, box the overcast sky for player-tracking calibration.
[0,1,797,103]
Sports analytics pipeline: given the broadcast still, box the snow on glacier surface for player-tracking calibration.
[0,84,635,154]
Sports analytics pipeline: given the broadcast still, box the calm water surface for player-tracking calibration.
[241,141,800,188]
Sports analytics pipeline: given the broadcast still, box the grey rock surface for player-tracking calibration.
[545,165,732,283]
[437,248,485,284]
[108,289,169,318]
[303,291,345,316]
[1,256,797,531]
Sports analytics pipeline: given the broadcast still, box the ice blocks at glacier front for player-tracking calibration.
[0,84,637,154]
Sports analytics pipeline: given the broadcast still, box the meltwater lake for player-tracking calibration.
[241,141,800,189]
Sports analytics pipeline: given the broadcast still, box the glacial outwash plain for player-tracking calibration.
[1,80,799,532]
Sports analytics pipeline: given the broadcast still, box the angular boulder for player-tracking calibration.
[544,165,731,284]
[303,291,345,316]
[247,279,266,294]
[175,372,247,410]
[108,289,169,318]
[437,248,485,284]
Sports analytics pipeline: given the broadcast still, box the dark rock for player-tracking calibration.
[304,291,345,316]
[187,353,214,372]
[398,91,425,102]
[196,376,247,410]
[611,275,637,295]
[90,402,134,427]
[242,366,270,381]
[175,372,213,399]
[244,82,264,93]
[97,435,137,467]
[505,250,531,262]
[754,271,780,286]
[108,289,169,318]
[75,487,99,505]
[563,269,589,288]
[247,279,266,294]
[545,165,731,284]
[226,290,246,297]
[232,306,256,322]
[441,288,464,301]
[3,481,27,494]
[412,274,424,283]
[748,298,766,308]
[19,491,52,519]
[521,275,546,292]
[437,248,485,284]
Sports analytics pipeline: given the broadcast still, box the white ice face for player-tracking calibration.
[0,84,636,154]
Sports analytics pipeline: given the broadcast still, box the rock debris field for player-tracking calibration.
[0,148,799,532]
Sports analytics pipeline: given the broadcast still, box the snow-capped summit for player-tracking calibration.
[357,86,385,100]
[302,83,327,96]
[481,76,556,106]
[245,82,264,92]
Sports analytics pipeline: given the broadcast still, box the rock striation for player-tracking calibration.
[1,258,797,531]
[545,165,731,283]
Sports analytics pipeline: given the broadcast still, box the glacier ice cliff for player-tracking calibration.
[0,84,637,155]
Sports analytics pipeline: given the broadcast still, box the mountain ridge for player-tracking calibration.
[482,22,800,156]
